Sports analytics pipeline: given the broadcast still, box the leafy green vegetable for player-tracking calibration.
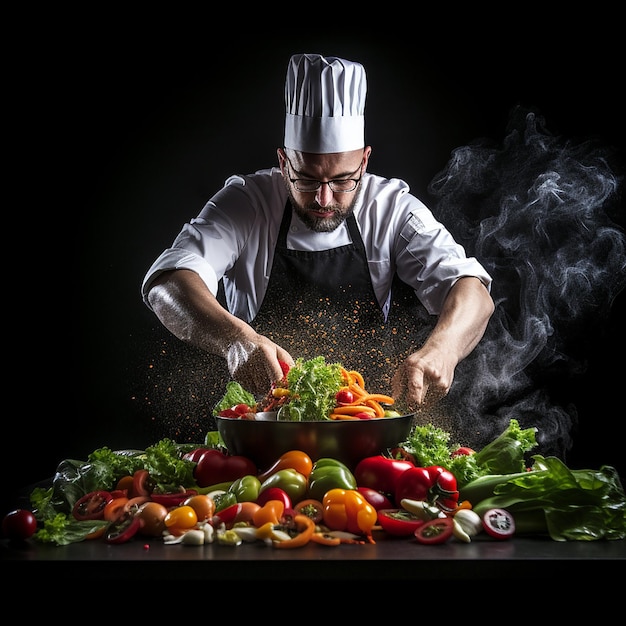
[399,419,538,488]
[29,438,203,545]
[278,356,343,421]
[467,456,626,541]
[213,381,257,417]
[473,419,538,474]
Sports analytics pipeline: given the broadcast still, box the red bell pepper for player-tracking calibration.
[353,455,414,502]
[188,448,257,488]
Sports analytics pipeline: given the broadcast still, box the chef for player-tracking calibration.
[141,53,494,414]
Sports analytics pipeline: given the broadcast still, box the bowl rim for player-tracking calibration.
[216,413,415,425]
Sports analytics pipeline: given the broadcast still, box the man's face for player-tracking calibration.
[280,149,369,233]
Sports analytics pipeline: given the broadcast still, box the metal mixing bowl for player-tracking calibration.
[217,413,415,471]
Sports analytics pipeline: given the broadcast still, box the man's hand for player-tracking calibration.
[392,347,455,412]
[226,338,295,397]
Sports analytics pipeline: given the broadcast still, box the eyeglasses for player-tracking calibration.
[285,156,363,193]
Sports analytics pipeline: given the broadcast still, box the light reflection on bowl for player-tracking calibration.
[217,413,415,472]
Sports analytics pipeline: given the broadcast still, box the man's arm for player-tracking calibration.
[146,269,294,395]
[392,276,495,410]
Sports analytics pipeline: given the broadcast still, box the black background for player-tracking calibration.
[5,22,624,515]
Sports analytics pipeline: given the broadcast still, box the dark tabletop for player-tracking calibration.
[3,531,624,582]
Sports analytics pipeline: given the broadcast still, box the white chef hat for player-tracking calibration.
[284,53,367,154]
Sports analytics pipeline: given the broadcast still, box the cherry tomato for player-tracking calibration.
[164,505,198,533]
[105,511,142,544]
[482,508,516,540]
[414,517,454,544]
[183,494,216,521]
[72,490,113,521]
[335,389,354,405]
[136,501,169,537]
[2,509,37,540]
[115,475,134,491]
[451,446,475,457]
[377,508,425,536]
[293,498,324,524]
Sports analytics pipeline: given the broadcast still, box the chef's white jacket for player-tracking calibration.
[141,168,492,322]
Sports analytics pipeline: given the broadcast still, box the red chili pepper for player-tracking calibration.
[149,490,197,508]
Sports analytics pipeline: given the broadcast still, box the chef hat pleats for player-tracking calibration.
[284,53,367,154]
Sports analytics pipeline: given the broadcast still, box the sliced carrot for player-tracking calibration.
[365,399,385,417]
[332,405,377,415]
[359,393,395,405]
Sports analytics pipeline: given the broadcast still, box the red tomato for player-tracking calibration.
[72,490,113,521]
[2,509,37,540]
[335,389,354,405]
[414,517,454,544]
[451,446,475,457]
[356,487,393,511]
[377,509,425,536]
[183,494,216,522]
[354,456,414,499]
[482,508,516,540]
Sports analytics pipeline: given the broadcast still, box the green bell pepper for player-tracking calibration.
[259,468,308,504]
[228,474,261,502]
[307,458,357,502]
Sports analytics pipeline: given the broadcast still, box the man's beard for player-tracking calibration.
[287,186,361,233]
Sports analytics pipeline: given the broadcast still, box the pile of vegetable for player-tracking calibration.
[2,419,625,547]
[213,356,399,422]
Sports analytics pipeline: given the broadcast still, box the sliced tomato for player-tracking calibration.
[414,517,454,544]
[130,469,153,498]
[105,511,142,544]
[482,508,515,540]
[377,508,425,536]
[72,491,113,521]
[104,496,130,522]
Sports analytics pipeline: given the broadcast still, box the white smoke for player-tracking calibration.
[432,106,625,457]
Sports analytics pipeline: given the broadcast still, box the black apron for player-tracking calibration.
[251,202,433,395]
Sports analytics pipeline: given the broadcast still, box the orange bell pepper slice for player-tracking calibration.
[272,514,315,549]
[252,499,285,527]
